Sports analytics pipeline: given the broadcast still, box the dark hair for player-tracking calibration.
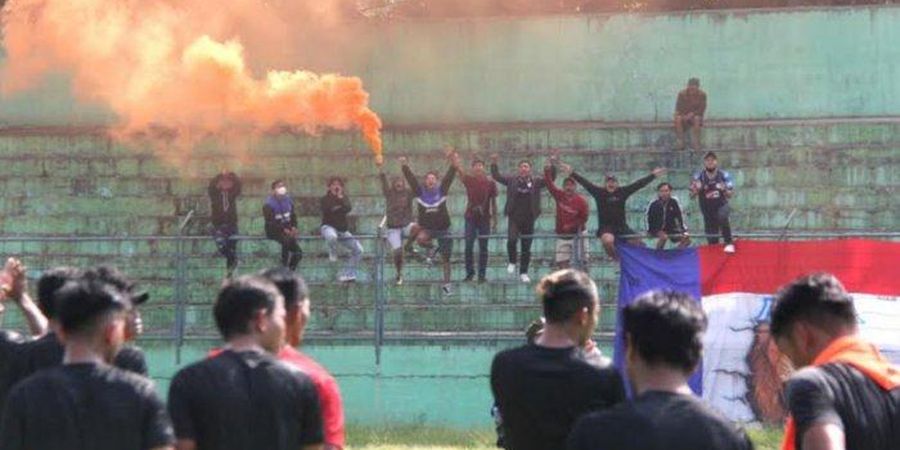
[213,276,282,340]
[563,177,577,186]
[83,266,149,305]
[327,176,344,188]
[704,151,717,160]
[258,267,309,310]
[36,267,83,319]
[271,179,285,190]
[55,279,130,336]
[471,158,485,167]
[770,273,857,338]
[536,270,598,324]
[425,171,439,179]
[623,290,707,373]
[518,160,532,167]
[688,78,700,87]
[657,182,672,191]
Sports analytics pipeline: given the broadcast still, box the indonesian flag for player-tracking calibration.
[614,240,900,424]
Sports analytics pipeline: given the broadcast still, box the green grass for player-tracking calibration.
[345,424,784,450]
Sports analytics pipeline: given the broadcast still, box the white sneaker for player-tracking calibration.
[724,244,736,254]
[338,274,357,282]
[520,274,531,283]
[507,263,516,274]
[328,250,338,263]
[395,276,404,286]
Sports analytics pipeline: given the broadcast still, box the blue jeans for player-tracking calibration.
[465,218,490,278]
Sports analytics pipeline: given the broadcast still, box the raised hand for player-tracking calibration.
[559,163,573,175]
[652,167,667,177]
[398,156,409,166]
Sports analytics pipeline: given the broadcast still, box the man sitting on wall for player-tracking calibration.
[674,77,707,151]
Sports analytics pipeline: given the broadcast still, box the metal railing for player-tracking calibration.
[1,229,897,365]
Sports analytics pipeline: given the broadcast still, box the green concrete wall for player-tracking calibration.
[4,6,900,125]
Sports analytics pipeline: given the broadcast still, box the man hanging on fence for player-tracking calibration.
[771,273,900,450]
[320,177,363,283]
[543,155,589,269]
[491,153,555,284]
[401,151,458,296]
[263,180,302,271]
[377,158,416,286]
[562,163,665,261]
[208,171,242,278]
[456,154,498,283]
[646,182,691,250]
[690,152,736,254]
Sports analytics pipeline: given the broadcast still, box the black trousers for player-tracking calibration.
[507,215,535,274]
[701,203,733,245]
[267,230,302,270]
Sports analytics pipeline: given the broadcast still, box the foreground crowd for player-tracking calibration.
[0,257,897,450]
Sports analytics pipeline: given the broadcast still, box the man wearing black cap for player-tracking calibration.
[0,266,151,411]
[0,278,175,450]
[491,270,625,450]
[690,152,736,253]
[562,163,666,261]
[208,170,242,278]
[168,276,323,450]
[674,78,707,150]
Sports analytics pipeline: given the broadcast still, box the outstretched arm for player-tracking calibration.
[440,164,457,195]
[623,168,665,197]
[569,171,603,197]
[401,160,420,194]
[544,164,563,201]
[489,154,508,186]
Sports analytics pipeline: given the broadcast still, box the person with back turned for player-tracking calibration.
[771,273,900,450]
[568,290,753,450]
[167,276,324,450]
[490,269,625,450]
[0,278,175,450]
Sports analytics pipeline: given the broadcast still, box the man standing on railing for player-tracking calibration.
[456,154,498,283]
[544,157,589,270]
[562,163,665,261]
[401,151,457,296]
[377,158,416,286]
[320,177,363,283]
[208,171,242,278]
[491,154,555,284]
[690,152,736,254]
[646,182,691,250]
[263,180,302,271]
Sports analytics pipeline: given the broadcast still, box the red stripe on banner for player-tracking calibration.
[700,240,900,296]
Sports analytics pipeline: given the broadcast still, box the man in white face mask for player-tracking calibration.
[263,180,302,271]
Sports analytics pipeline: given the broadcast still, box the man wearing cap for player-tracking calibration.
[0,278,175,450]
[208,171,242,278]
[320,176,363,282]
[561,163,666,261]
[0,266,150,411]
[168,276,323,450]
[690,151,736,253]
[674,78,707,150]
[491,270,625,450]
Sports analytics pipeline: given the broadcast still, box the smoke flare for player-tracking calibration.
[0,0,383,160]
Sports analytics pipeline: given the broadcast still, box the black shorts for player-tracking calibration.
[425,229,453,258]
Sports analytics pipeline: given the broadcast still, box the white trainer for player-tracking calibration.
[724,244,736,254]
[520,273,531,283]
[507,263,516,274]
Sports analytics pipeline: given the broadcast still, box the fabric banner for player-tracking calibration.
[616,239,900,423]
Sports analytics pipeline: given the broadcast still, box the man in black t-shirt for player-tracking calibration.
[770,273,900,450]
[208,171,242,278]
[491,269,625,450]
[568,291,752,450]
[168,276,324,450]
[0,278,175,450]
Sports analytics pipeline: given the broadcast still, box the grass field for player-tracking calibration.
[346,424,784,449]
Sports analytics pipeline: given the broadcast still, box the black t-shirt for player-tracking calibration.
[0,331,26,408]
[115,345,149,377]
[491,344,625,450]
[568,390,753,450]
[785,363,900,450]
[0,362,174,450]
[168,349,324,450]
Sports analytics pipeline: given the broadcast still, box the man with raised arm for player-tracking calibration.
[377,158,416,286]
[562,163,665,261]
[543,156,590,269]
[401,152,458,296]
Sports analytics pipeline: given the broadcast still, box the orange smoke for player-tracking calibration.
[0,0,383,160]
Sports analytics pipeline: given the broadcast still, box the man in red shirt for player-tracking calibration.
[544,157,590,269]
[211,270,345,449]
[455,154,499,282]
[260,268,345,450]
